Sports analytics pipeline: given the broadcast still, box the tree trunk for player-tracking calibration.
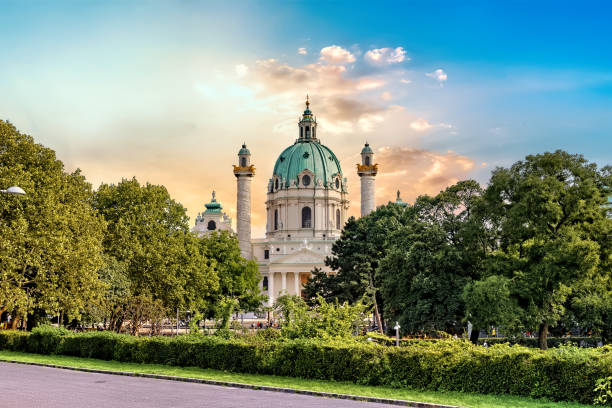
[538,322,549,350]
[469,326,480,344]
[58,310,64,328]
[372,297,384,335]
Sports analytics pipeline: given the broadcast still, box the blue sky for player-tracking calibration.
[1,0,611,235]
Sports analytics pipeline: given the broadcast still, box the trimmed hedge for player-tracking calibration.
[477,336,602,348]
[1,328,611,405]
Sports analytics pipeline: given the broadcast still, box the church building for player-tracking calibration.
[195,97,379,306]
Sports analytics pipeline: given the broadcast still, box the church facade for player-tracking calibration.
[196,98,379,306]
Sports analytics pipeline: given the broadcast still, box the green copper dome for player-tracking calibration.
[272,140,343,189]
[271,97,344,190]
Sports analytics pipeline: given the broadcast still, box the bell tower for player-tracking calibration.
[357,142,377,216]
[234,143,254,259]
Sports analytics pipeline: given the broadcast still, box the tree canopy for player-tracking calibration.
[1,120,106,327]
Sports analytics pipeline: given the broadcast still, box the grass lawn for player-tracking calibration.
[0,350,594,408]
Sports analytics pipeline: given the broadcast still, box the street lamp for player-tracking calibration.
[394,321,401,346]
[1,186,26,196]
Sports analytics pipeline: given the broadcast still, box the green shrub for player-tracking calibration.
[594,376,612,406]
[1,330,611,405]
[477,336,601,348]
[27,325,70,354]
[0,330,29,351]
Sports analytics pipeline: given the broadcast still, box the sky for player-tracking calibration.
[1,1,611,237]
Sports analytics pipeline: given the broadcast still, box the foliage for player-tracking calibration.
[476,336,602,348]
[472,150,612,349]
[0,120,106,326]
[198,231,264,328]
[570,275,612,344]
[594,376,612,406]
[463,275,523,334]
[379,181,487,335]
[304,203,410,331]
[275,294,370,339]
[93,178,219,330]
[2,330,612,404]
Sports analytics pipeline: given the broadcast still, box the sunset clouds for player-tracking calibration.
[4,1,605,241]
[342,146,475,219]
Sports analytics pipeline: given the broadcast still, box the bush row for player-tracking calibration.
[477,336,602,348]
[1,327,611,405]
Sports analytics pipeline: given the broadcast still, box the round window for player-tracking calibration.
[302,175,311,186]
[335,178,340,189]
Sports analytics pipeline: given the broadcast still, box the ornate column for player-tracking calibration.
[268,272,275,306]
[294,272,300,296]
[357,143,378,217]
[234,144,254,259]
[281,271,287,293]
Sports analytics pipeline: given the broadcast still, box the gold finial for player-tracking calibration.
[305,94,310,109]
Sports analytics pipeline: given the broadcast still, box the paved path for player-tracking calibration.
[0,362,392,408]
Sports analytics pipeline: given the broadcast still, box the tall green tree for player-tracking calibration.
[378,181,487,335]
[94,178,218,331]
[199,230,263,328]
[303,202,410,332]
[0,120,106,327]
[473,150,611,349]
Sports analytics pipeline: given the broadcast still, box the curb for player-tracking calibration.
[0,358,462,408]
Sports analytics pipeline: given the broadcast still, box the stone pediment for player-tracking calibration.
[272,247,325,265]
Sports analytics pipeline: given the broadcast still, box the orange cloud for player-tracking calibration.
[344,146,476,219]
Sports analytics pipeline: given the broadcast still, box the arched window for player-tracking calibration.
[336,209,341,229]
[300,127,303,138]
[262,276,268,290]
[302,206,312,228]
[365,156,370,166]
[335,178,340,189]
[275,178,279,190]
[241,157,247,167]
[274,209,278,230]
[207,220,216,230]
[305,126,310,138]
[302,174,311,187]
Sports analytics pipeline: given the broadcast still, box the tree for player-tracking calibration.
[0,120,106,328]
[476,150,611,349]
[302,267,340,305]
[303,203,409,333]
[199,230,263,328]
[378,181,487,336]
[462,275,523,335]
[94,178,218,331]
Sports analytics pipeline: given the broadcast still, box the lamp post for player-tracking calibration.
[394,321,401,347]
[0,186,26,196]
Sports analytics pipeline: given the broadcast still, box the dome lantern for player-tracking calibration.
[298,94,318,142]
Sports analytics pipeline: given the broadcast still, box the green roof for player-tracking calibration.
[272,140,343,189]
[361,143,373,154]
[204,191,222,213]
[238,143,250,155]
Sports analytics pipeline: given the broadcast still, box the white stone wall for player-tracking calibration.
[192,212,232,236]
[236,176,252,259]
[264,183,348,241]
[360,175,376,216]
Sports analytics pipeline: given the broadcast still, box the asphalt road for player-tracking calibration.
[0,362,393,408]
